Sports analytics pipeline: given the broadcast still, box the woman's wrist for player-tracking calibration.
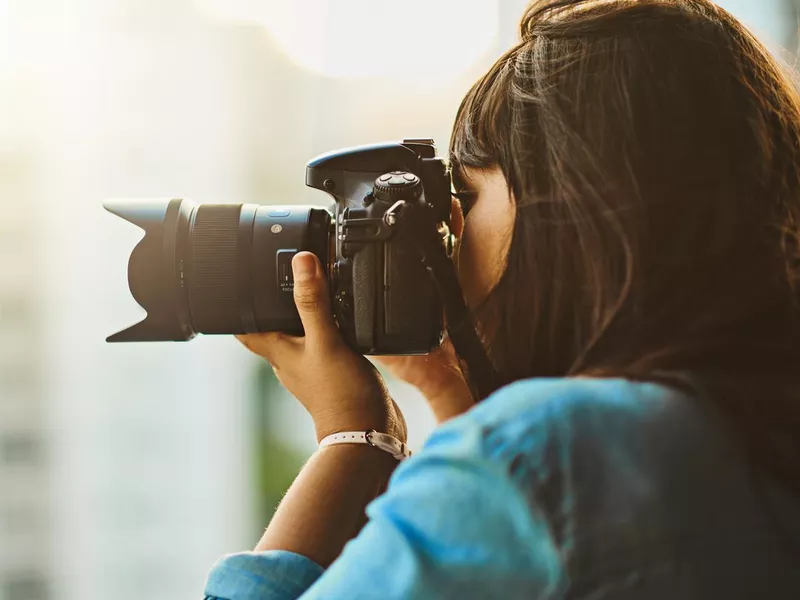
[418,371,469,399]
[313,401,407,444]
[255,434,399,565]
[419,376,475,423]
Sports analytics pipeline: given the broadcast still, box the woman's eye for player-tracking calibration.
[454,191,478,216]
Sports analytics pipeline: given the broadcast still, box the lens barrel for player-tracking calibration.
[104,199,331,342]
[188,204,242,333]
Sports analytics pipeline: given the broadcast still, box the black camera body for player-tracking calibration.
[307,138,451,354]
[105,139,452,355]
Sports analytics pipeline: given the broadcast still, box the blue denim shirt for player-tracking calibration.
[204,378,800,599]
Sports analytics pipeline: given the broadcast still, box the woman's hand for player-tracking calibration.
[374,337,475,424]
[375,196,475,424]
[237,252,406,443]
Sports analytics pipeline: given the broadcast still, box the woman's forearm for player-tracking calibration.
[254,444,398,567]
[236,254,407,567]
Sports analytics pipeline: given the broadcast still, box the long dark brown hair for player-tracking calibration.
[451,0,800,495]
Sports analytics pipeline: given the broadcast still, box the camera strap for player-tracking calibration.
[392,201,500,401]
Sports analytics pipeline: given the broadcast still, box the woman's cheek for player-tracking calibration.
[457,217,515,310]
[456,220,509,309]
[452,167,516,308]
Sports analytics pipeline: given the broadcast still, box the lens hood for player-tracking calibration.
[104,198,196,342]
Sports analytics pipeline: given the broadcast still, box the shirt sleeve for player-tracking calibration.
[204,550,324,600]
[204,406,566,600]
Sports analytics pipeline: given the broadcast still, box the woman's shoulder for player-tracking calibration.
[471,375,691,428]
[421,376,785,567]
[427,376,705,467]
[378,377,799,596]
[421,376,759,545]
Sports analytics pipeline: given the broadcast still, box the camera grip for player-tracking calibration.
[352,244,377,351]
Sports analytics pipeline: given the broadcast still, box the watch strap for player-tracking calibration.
[318,430,411,461]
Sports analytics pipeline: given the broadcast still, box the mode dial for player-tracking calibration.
[373,171,422,202]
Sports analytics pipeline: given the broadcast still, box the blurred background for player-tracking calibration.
[0,1,797,598]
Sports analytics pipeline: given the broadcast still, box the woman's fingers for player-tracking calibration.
[291,252,337,346]
[236,332,299,364]
[235,253,336,364]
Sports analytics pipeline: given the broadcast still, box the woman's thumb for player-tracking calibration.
[291,252,335,342]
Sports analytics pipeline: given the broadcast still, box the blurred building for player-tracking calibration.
[0,1,505,599]
[0,149,50,598]
[2,2,260,599]
[0,1,49,596]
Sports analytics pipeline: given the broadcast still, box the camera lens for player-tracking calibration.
[104,199,331,342]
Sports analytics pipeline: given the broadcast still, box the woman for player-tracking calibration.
[205,0,800,597]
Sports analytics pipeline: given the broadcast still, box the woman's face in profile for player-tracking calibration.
[453,166,516,308]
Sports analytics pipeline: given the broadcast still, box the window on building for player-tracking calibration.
[2,572,48,600]
[0,433,42,466]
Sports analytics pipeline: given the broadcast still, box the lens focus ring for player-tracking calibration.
[189,205,242,334]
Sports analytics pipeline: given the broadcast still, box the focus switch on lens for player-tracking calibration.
[373,171,422,202]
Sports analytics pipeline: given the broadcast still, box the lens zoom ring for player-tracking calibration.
[189,205,242,333]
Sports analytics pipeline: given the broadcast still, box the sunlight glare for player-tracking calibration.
[197,0,499,80]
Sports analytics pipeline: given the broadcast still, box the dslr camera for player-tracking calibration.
[105,139,455,355]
